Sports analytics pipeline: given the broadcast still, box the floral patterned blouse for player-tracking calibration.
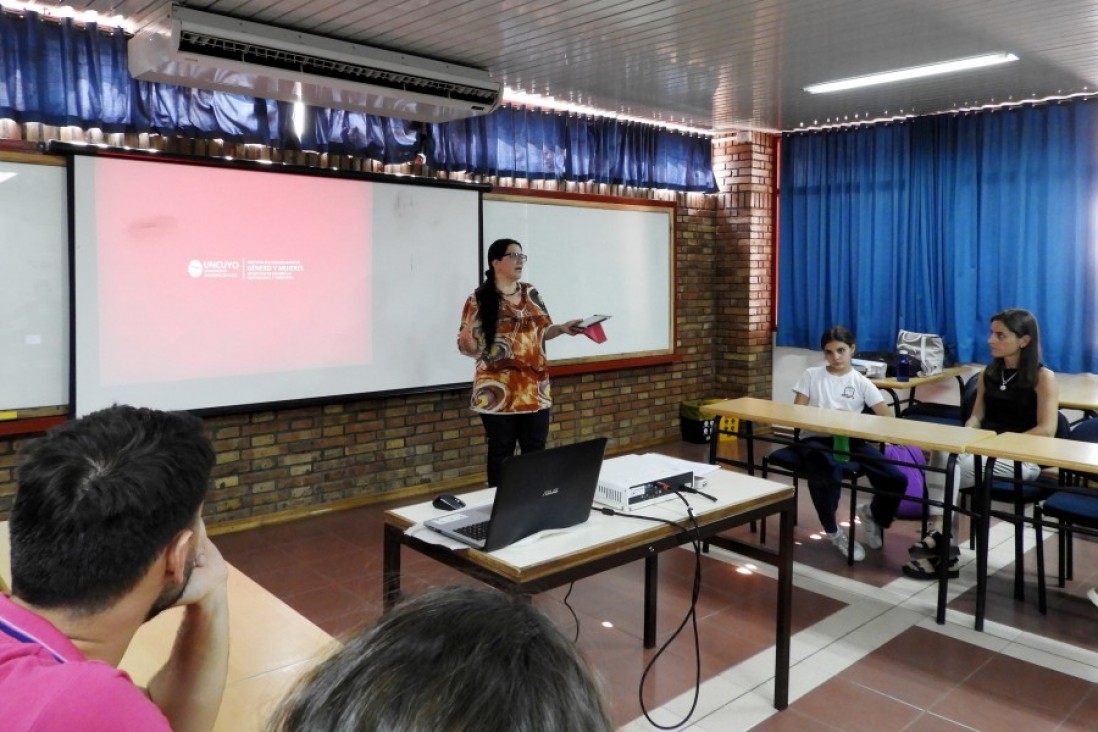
[459,282,553,413]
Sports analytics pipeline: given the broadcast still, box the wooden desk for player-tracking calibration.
[966,432,1098,624]
[1,522,336,731]
[702,397,994,626]
[871,365,969,417]
[1057,372,1098,417]
[382,469,797,710]
[703,397,992,453]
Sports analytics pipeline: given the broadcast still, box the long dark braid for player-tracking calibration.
[474,239,520,350]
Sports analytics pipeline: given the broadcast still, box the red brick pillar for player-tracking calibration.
[711,132,777,398]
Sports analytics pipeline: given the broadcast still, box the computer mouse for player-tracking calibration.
[432,493,466,511]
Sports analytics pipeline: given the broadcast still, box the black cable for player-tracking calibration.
[561,581,581,644]
[675,485,718,502]
[596,496,705,729]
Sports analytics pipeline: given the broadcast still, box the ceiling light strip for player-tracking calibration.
[787,90,1098,134]
[804,52,1019,95]
[503,89,713,135]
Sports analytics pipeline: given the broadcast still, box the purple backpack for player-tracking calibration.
[883,444,927,519]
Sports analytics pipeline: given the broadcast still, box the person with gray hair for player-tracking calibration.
[268,585,613,732]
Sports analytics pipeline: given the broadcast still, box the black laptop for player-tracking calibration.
[424,437,608,551]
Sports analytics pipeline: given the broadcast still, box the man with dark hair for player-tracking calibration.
[0,405,229,732]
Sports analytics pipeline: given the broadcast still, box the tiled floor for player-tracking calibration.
[214,439,1098,731]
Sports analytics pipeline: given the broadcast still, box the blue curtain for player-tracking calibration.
[298,108,420,163]
[0,11,417,153]
[131,82,284,144]
[779,101,1098,372]
[428,106,718,192]
[0,11,284,143]
[0,12,131,129]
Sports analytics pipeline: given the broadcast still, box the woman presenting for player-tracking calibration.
[457,239,582,487]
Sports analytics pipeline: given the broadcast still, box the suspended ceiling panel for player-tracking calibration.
[74,0,1098,131]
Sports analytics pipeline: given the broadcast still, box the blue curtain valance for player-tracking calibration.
[1,11,716,192]
[427,106,717,192]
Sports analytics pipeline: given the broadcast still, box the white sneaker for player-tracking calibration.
[829,530,865,562]
[1088,588,1098,610]
[857,503,883,550]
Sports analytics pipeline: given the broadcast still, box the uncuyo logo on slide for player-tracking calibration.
[187,259,204,278]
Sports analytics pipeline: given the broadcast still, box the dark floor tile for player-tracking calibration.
[222,545,299,578]
[248,516,340,546]
[333,568,391,604]
[949,534,1098,652]
[681,614,770,677]
[302,545,383,583]
[280,584,371,626]
[1062,686,1098,731]
[961,654,1092,716]
[789,676,922,732]
[280,533,362,564]
[750,707,839,731]
[841,627,994,709]
[575,622,698,727]
[901,712,980,732]
[929,683,1062,732]
[210,527,280,556]
[248,560,332,599]
[314,606,381,640]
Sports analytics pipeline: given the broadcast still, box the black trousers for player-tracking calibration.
[797,437,908,535]
[480,409,551,487]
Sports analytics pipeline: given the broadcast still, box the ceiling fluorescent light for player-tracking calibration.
[804,52,1019,94]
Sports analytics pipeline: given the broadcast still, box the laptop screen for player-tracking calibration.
[426,437,608,552]
[480,437,608,550]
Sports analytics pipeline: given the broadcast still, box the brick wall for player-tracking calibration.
[711,132,776,398]
[0,123,775,529]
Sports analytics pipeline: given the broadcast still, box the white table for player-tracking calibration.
[382,468,797,709]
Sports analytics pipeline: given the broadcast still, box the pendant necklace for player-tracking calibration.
[1000,370,1017,391]
[501,286,527,321]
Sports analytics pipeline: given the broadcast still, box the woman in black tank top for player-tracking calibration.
[904,308,1060,580]
[971,308,1059,437]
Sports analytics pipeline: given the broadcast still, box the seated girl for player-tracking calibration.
[793,326,908,562]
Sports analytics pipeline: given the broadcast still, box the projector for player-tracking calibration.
[595,454,694,512]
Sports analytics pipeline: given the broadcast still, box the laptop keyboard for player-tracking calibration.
[454,521,489,542]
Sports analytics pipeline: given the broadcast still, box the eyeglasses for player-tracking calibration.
[503,253,528,263]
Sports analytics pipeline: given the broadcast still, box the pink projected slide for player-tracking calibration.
[94,158,372,385]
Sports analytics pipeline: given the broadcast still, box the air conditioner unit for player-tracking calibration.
[128,5,502,124]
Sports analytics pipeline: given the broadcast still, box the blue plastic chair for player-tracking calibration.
[960,411,1069,551]
[760,432,866,565]
[901,373,980,426]
[1033,417,1098,613]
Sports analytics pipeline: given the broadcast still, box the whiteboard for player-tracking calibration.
[483,193,675,364]
[0,155,68,410]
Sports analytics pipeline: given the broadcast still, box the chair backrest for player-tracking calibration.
[1069,416,1098,443]
[959,373,981,425]
[1065,416,1098,484]
[1055,411,1071,439]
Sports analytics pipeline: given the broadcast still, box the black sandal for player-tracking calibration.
[908,531,960,560]
[902,556,959,580]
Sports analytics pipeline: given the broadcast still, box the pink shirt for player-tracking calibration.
[0,593,172,731]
